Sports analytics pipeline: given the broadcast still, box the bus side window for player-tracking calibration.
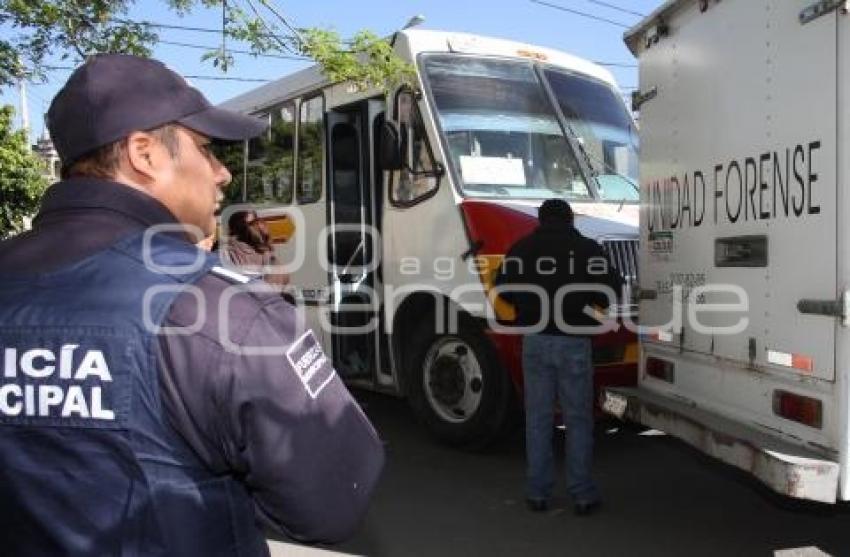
[245,103,295,205]
[244,112,270,203]
[212,140,250,205]
[298,95,325,204]
[391,90,439,205]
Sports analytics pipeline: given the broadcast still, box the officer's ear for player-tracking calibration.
[125,131,164,182]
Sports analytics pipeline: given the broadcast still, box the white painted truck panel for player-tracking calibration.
[640,0,837,380]
[620,0,849,502]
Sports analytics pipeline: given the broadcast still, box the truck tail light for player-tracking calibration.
[645,356,675,383]
[772,390,823,429]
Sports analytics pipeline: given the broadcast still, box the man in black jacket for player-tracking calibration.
[494,199,622,516]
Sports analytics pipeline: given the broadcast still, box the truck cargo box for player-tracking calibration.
[606,0,850,503]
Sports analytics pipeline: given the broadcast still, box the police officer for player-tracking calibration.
[0,54,384,555]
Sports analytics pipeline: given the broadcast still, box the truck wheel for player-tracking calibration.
[407,316,512,448]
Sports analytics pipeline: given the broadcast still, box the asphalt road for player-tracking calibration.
[322,391,850,557]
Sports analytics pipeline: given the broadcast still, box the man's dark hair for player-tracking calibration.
[538,198,574,225]
[61,124,180,180]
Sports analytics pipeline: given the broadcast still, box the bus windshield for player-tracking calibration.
[543,68,639,202]
[421,54,638,203]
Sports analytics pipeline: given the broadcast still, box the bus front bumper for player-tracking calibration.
[602,387,840,504]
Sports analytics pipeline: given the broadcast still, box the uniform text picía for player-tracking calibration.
[1,345,115,420]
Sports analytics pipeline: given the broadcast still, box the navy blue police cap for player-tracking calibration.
[47,53,266,169]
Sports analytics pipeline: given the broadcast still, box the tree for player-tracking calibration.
[0,0,414,91]
[0,1,414,236]
[0,105,48,238]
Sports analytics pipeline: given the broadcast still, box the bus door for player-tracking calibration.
[326,99,386,380]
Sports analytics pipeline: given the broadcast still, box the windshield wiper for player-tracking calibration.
[585,148,638,211]
[580,140,639,193]
[567,135,640,210]
[561,121,599,177]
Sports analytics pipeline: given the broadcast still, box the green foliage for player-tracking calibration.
[252,115,294,203]
[0,2,414,235]
[0,0,157,86]
[301,28,415,92]
[0,0,414,91]
[0,105,48,238]
[210,141,246,205]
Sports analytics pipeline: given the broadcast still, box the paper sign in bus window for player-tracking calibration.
[459,156,526,186]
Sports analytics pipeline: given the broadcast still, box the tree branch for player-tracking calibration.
[258,0,304,48]
[239,0,297,55]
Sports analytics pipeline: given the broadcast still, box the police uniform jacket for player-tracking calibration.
[0,178,385,554]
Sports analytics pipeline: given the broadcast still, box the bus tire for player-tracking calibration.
[407,315,512,448]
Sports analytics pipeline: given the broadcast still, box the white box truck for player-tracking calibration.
[604,0,850,503]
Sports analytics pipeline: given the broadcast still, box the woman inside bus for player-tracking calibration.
[222,209,289,287]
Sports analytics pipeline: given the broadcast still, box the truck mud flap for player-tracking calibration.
[603,387,839,504]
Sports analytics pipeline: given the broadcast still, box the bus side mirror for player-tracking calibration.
[380,121,403,170]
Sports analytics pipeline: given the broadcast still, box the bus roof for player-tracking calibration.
[219,64,327,114]
[400,29,617,85]
[220,29,620,114]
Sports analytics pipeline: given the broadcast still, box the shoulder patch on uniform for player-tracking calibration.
[285,330,336,399]
[210,265,252,284]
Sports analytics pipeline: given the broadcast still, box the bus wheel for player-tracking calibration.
[408,317,512,448]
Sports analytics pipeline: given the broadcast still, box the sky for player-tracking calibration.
[2,0,666,143]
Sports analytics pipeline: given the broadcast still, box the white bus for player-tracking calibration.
[604,0,850,503]
[219,29,640,446]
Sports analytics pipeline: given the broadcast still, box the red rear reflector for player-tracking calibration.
[645,357,675,383]
[772,390,823,429]
[791,354,814,373]
[767,349,814,373]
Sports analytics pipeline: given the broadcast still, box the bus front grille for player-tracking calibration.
[602,238,639,287]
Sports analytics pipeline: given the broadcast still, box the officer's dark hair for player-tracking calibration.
[538,198,574,225]
[61,124,181,180]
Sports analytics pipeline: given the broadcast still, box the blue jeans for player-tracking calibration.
[522,334,598,503]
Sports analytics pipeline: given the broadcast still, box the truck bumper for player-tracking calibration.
[603,387,840,504]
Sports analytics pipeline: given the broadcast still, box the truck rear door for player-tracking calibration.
[639,0,838,381]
